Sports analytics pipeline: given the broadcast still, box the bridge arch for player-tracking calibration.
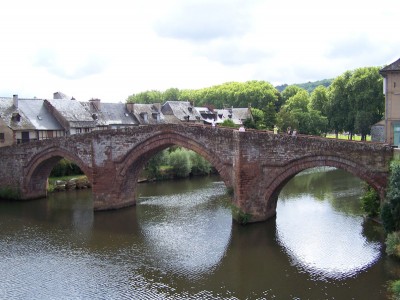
[22,146,92,200]
[262,155,388,219]
[115,130,232,205]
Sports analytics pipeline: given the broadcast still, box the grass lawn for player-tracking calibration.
[326,134,371,141]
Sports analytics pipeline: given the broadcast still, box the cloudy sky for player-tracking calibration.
[1,0,399,102]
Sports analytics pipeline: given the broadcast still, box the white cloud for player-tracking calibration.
[0,0,399,102]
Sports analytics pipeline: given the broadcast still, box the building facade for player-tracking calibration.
[380,58,400,146]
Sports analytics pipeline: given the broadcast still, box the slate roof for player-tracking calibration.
[231,108,252,121]
[195,107,216,124]
[131,103,165,125]
[0,97,35,130]
[380,58,400,74]
[161,101,201,122]
[17,99,63,130]
[45,98,96,128]
[216,108,241,125]
[81,101,138,127]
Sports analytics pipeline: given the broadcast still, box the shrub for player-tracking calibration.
[220,119,237,128]
[382,203,396,233]
[0,186,20,200]
[382,160,400,233]
[169,148,191,178]
[389,280,400,300]
[50,158,83,177]
[189,150,211,175]
[361,185,380,217]
[385,231,400,257]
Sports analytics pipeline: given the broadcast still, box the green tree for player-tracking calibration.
[164,88,180,102]
[348,67,384,140]
[326,71,352,137]
[283,89,309,112]
[326,67,384,140]
[127,90,163,104]
[281,85,303,104]
[169,148,191,178]
[145,150,169,179]
[381,160,400,233]
[309,85,328,115]
[188,151,212,175]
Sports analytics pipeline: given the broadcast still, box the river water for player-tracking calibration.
[0,168,398,299]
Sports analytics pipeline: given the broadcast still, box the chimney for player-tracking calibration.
[89,98,101,111]
[126,103,134,113]
[13,94,18,108]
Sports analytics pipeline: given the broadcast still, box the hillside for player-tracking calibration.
[275,78,333,93]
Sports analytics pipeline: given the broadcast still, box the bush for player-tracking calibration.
[0,186,20,200]
[382,160,400,233]
[386,231,400,257]
[382,203,396,233]
[389,280,400,300]
[220,119,237,128]
[169,148,191,178]
[361,185,380,217]
[50,158,83,177]
[189,150,211,175]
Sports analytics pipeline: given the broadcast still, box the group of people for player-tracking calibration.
[286,127,297,136]
[273,125,297,136]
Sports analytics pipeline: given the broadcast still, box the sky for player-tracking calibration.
[1,0,399,103]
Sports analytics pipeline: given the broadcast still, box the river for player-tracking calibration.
[0,168,398,299]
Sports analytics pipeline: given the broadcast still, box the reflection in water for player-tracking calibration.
[277,168,381,280]
[0,171,397,299]
[137,181,232,278]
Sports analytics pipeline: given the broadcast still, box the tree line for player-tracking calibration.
[127,66,384,140]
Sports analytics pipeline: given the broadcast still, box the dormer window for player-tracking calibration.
[188,107,193,112]
[140,112,148,123]
[12,112,21,122]
[92,113,98,120]
[152,112,160,123]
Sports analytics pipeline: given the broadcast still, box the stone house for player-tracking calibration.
[161,101,202,124]
[376,58,400,146]
[216,107,253,125]
[44,93,96,135]
[0,95,65,146]
[126,103,164,125]
[81,99,139,130]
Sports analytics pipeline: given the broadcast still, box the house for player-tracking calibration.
[378,58,400,146]
[215,107,253,125]
[81,99,139,130]
[195,106,217,124]
[44,93,96,135]
[0,95,65,146]
[126,103,164,125]
[231,107,253,124]
[161,101,202,123]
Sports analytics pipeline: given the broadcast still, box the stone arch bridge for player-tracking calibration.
[0,124,393,223]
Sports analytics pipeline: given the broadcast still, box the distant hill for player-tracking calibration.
[275,79,333,93]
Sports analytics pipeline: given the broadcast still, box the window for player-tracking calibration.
[0,132,4,142]
[21,132,30,143]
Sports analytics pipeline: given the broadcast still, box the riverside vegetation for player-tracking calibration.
[361,159,400,299]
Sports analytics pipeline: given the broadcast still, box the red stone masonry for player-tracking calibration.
[0,124,393,223]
